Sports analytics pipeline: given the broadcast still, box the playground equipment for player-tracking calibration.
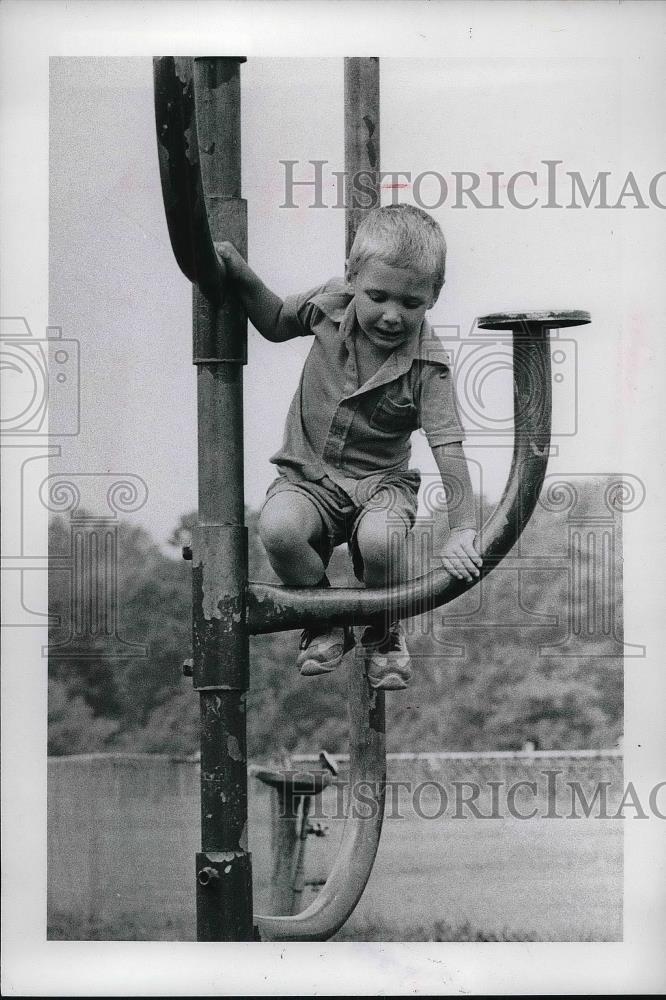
[153,55,590,942]
[253,759,334,916]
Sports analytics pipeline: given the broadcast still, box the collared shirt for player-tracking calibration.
[270,278,465,504]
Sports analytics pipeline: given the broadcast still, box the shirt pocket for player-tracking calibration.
[369,392,418,433]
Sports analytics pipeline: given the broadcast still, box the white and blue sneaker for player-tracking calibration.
[361,621,412,690]
[297,625,355,676]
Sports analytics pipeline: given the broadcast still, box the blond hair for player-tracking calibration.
[346,204,447,298]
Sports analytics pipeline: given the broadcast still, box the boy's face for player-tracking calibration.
[351,259,437,352]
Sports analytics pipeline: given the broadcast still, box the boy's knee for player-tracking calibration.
[259,496,314,558]
[259,509,296,557]
[356,514,394,570]
[356,509,411,582]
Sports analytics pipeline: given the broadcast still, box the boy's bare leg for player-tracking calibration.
[354,507,406,590]
[355,506,412,689]
[258,491,354,675]
[258,492,327,585]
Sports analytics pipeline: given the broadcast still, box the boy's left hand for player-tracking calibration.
[441,527,482,582]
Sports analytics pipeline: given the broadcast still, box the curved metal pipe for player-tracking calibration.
[246,313,590,636]
[153,56,228,301]
[256,652,386,941]
[253,312,589,941]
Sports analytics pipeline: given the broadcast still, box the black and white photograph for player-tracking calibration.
[2,1,665,995]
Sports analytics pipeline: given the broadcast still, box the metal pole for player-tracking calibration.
[254,60,388,941]
[290,795,313,913]
[189,56,253,942]
[269,787,301,915]
[344,57,380,257]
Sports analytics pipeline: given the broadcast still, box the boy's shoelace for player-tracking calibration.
[364,623,403,653]
[299,626,354,651]
[299,628,316,650]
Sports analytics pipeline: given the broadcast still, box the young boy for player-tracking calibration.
[215,204,481,690]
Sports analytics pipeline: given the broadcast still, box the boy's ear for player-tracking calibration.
[429,279,445,309]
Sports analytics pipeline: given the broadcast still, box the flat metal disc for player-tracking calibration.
[478,310,591,330]
[253,768,332,795]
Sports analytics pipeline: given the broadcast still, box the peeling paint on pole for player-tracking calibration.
[192,523,248,691]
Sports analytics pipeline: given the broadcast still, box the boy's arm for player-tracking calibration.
[431,441,482,582]
[214,241,291,342]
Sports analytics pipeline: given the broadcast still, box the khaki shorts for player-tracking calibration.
[260,471,420,582]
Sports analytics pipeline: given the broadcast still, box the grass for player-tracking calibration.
[47,910,541,942]
[48,756,624,943]
[333,917,539,942]
[48,911,195,942]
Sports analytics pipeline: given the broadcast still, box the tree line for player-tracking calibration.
[48,476,623,757]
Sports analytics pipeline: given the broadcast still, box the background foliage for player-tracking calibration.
[48,477,623,757]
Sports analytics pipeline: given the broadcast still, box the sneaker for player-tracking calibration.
[297,625,355,677]
[361,621,412,690]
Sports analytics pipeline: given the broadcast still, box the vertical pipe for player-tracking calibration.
[190,56,253,942]
[345,57,382,644]
[344,58,381,258]
[290,795,313,913]
[344,54,387,920]
[269,788,302,915]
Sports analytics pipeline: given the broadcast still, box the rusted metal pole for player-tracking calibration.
[290,795,313,913]
[188,56,253,942]
[342,58,387,928]
[255,58,387,941]
[269,787,301,915]
[256,663,386,940]
[153,57,228,300]
[254,768,333,917]
[344,57,380,257]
